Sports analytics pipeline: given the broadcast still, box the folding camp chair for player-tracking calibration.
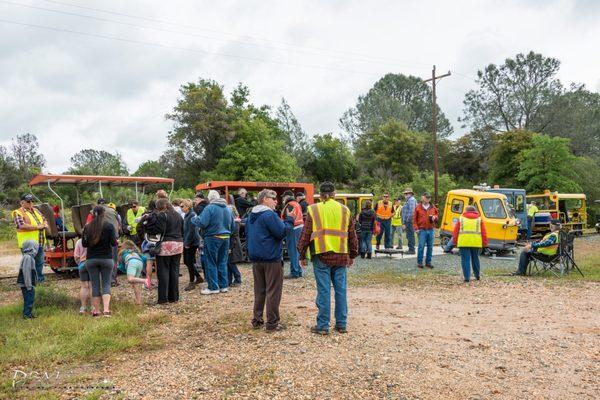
[528,231,583,277]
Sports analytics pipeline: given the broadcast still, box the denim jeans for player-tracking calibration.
[526,216,534,239]
[405,223,416,251]
[228,261,242,284]
[312,257,348,330]
[376,218,392,248]
[26,246,45,283]
[443,237,455,252]
[517,249,532,275]
[204,237,230,290]
[21,287,35,317]
[359,230,373,254]
[286,226,303,277]
[391,225,403,248]
[417,229,434,265]
[459,247,481,281]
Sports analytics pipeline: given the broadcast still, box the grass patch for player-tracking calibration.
[0,285,169,371]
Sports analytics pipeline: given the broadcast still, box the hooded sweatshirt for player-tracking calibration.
[246,205,294,263]
[17,240,38,289]
[452,210,488,247]
[192,198,234,238]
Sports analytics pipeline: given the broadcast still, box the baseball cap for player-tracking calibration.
[422,192,431,198]
[21,194,34,201]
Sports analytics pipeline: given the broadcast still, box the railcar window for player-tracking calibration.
[480,199,507,219]
[451,199,464,214]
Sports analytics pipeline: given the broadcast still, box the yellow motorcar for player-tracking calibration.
[440,189,519,252]
[526,190,587,235]
[314,193,374,217]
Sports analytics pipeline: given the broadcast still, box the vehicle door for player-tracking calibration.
[441,194,471,235]
[477,197,517,245]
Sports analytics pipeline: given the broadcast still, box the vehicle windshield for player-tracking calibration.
[480,198,507,219]
[529,196,556,211]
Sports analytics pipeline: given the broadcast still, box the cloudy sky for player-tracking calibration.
[1,0,598,173]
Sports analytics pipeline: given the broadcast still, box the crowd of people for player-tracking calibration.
[12,182,564,332]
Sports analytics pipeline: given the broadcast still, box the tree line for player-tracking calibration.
[1,50,599,210]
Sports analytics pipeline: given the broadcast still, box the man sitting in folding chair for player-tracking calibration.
[512,219,562,276]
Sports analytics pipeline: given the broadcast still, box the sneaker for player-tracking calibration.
[417,264,424,269]
[266,323,287,332]
[220,288,229,293]
[510,271,524,276]
[475,276,480,281]
[23,315,36,319]
[406,250,416,255]
[252,321,264,330]
[201,288,221,295]
[335,326,348,334]
[310,326,329,335]
[230,282,241,287]
[284,275,300,280]
[79,306,86,315]
[103,311,111,318]
[184,283,196,291]
[426,264,434,269]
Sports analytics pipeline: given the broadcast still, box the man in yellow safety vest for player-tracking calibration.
[513,219,561,276]
[526,201,539,239]
[297,182,359,335]
[126,200,146,244]
[12,194,48,282]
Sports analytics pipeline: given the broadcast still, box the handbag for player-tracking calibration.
[146,214,167,257]
[373,219,381,235]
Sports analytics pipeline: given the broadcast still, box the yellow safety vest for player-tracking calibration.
[457,217,483,248]
[126,206,146,235]
[307,199,350,259]
[528,205,539,217]
[391,206,402,226]
[12,207,46,248]
[537,232,560,256]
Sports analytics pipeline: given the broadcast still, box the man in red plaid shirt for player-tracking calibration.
[297,182,358,335]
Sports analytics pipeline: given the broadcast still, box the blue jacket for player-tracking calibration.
[246,205,294,263]
[401,196,417,225]
[183,210,200,246]
[191,199,234,238]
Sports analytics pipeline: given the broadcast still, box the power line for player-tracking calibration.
[0,0,429,70]
[37,0,435,68]
[0,17,383,77]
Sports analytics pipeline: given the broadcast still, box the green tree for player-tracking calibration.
[305,133,357,185]
[355,120,425,181]
[443,131,495,183]
[164,79,233,184]
[133,160,166,177]
[276,98,311,168]
[543,84,600,159]
[340,73,453,143]
[0,145,19,204]
[67,149,129,176]
[461,51,563,132]
[572,156,600,202]
[211,116,300,182]
[517,135,581,192]
[11,133,46,182]
[488,130,534,186]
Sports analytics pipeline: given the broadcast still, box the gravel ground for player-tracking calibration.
[2,237,599,399]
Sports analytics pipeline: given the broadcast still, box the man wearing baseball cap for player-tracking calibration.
[401,188,417,254]
[512,219,562,276]
[12,194,49,282]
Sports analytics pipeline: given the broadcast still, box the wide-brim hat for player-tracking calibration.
[403,188,414,194]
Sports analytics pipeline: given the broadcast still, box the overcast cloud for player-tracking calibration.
[0,0,598,173]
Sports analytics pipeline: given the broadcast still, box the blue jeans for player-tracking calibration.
[443,237,455,253]
[391,225,403,248]
[228,261,242,284]
[459,247,481,281]
[359,230,373,254]
[526,216,534,239]
[21,287,35,317]
[286,226,303,277]
[204,237,229,290]
[405,223,416,251]
[313,257,348,330]
[376,218,392,248]
[417,229,434,266]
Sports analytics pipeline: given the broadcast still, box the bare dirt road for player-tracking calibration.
[74,272,599,400]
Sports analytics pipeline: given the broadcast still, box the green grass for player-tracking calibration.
[0,286,169,371]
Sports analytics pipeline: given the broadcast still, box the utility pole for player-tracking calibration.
[423,65,451,206]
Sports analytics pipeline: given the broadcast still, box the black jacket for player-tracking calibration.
[234,196,254,218]
[358,209,376,232]
[148,210,183,242]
